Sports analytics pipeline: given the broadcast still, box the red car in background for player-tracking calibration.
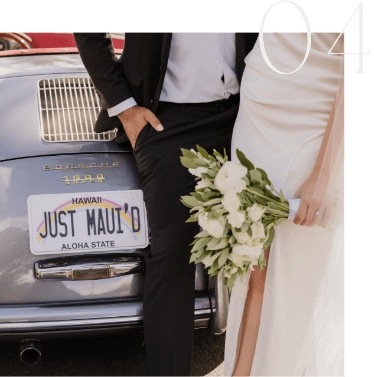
[0,32,124,52]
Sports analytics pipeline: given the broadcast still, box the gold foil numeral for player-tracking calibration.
[97,174,105,183]
[62,174,105,185]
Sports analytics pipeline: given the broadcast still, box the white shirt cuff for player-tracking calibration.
[107,97,137,117]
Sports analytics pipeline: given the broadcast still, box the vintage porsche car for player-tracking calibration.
[0,39,229,366]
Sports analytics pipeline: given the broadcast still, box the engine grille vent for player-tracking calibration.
[38,78,117,142]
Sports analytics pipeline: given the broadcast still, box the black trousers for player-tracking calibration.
[133,98,239,376]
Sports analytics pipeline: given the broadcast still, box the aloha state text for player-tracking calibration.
[61,241,115,250]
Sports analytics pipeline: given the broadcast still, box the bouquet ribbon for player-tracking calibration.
[287,199,301,221]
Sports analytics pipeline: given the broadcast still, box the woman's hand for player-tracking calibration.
[293,171,334,227]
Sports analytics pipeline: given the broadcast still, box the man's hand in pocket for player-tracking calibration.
[117,106,164,148]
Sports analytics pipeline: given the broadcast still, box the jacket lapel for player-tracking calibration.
[151,33,172,113]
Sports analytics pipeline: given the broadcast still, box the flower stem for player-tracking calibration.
[245,187,289,212]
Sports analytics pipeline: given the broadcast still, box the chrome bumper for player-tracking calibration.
[0,297,212,341]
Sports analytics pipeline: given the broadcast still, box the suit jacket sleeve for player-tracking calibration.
[73,33,133,109]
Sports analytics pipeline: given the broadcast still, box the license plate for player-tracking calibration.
[27,190,148,255]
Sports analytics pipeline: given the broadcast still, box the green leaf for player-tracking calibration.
[201,173,215,181]
[227,273,237,292]
[209,269,221,277]
[191,237,210,252]
[254,196,268,205]
[247,226,253,238]
[207,169,217,178]
[206,237,220,250]
[195,230,210,238]
[203,198,221,207]
[213,149,224,158]
[256,167,272,186]
[207,238,229,251]
[181,195,202,208]
[190,252,198,263]
[211,204,224,211]
[263,227,275,249]
[194,158,209,167]
[267,202,278,209]
[208,257,221,274]
[222,222,230,238]
[248,187,264,195]
[204,191,220,199]
[191,192,205,202]
[181,199,194,209]
[242,175,250,186]
[186,213,199,223]
[195,250,212,264]
[181,148,198,159]
[218,247,230,268]
[236,149,254,171]
[196,145,210,160]
[280,189,285,203]
[180,156,198,169]
[190,246,205,263]
[207,210,218,220]
[216,156,225,164]
[241,221,250,233]
[249,169,262,183]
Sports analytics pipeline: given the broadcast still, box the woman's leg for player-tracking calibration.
[233,248,270,376]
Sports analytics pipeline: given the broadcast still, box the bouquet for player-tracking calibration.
[180,146,299,291]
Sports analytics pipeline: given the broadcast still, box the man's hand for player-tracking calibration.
[117,106,163,148]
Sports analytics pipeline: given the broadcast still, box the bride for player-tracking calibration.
[224,33,344,376]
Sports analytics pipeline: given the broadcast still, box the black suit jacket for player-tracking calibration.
[74,33,258,142]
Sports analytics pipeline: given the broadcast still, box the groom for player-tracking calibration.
[74,33,258,376]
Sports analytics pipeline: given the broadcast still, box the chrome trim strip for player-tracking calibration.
[0,309,212,332]
[34,256,143,281]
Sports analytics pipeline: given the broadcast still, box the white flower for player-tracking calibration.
[229,244,258,268]
[247,203,266,222]
[224,266,238,278]
[195,179,210,190]
[222,190,240,213]
[234,231,253,245]
[202,253,218,268]
[251,221,266,239]
[214,161,247,194]
[203,217,226,238]
[189,167,208,178]
[230,266,238,275]
[227,211,245,229]
[198,213,208,230]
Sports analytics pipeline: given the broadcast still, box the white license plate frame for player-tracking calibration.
[27,190,148,256]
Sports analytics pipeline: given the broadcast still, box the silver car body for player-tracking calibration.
[0,52,228,341]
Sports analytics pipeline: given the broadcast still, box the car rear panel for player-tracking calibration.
[0,153,147,304]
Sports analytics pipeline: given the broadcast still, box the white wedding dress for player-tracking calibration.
[224,34,344,376]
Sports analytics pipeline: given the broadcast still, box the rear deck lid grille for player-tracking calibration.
[38,78,117,142]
